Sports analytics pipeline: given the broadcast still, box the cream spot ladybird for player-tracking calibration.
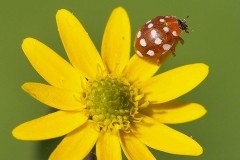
[134,16,189,64]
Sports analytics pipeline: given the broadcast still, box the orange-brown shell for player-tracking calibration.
[134,16,184,63]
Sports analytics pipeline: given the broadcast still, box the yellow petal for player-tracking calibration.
[119,131,156,160]
[140,101,207,124]
[132,114,203,156]
[22,83,85,111]
[56,9,105,79]
[141,63,209,103]
[122,55,160,83]
[101,7,130,74]
[96,131,122,160]
[22,38,85,91]
[12,111,88,140]
[49,121,99,160]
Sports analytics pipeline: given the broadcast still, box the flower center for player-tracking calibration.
[85,76,143,131]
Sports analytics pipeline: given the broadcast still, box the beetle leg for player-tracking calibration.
[178,36,184,44]
[170,43,177,56]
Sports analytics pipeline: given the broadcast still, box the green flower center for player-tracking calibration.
[85,76,143,131]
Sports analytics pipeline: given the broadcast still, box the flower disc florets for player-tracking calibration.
[85,76,142,131]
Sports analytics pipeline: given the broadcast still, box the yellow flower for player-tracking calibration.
[13,7,209,160]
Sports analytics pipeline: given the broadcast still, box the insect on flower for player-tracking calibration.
[12,7,208,160]
[134,16,189,64]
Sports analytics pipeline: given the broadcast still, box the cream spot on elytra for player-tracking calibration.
[136,50,143,57]
[154,38,162,45]
[137,31,141,38]
[163,44,171,51]
[159,18,165,22]
[140,38,147,47]
[148,23,153,28]
[151,30,157,37]
[146,50,155,56]
[163,26,169,33]
[172,31,178,36]
[146,20,151,24]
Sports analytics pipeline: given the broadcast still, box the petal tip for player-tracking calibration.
[56,9,72,21]
[200,63,209,81]
[188,137,203,156]
[12,128,17,138]
[202,107,207,116]
[12,126,24,140]
[112,6,128,16]
[198,63,209,75]
[194,103,207,119]
[21,82,31,92]
[190,63,209,82]
[114,6,126,11]
[56,9,69,15]
[22,38,40,51]
[22,37,33,47]
[194,144,203,156]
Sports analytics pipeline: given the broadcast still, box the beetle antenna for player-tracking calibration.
[183,16,194,33]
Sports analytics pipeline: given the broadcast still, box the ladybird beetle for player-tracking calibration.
[134,16,189,64]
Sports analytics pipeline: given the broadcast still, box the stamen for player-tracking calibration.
[84,75,147,131]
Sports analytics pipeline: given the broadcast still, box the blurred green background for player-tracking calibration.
[1,0,239,159]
